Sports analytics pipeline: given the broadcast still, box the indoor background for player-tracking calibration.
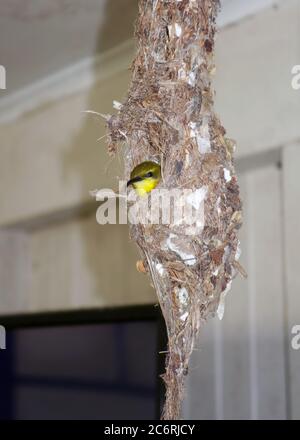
[0,0,299,420]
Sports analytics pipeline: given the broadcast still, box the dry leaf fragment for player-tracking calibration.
[136,260,147,273]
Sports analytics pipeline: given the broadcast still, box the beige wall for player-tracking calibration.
[0,1,299,314]
[183,0,300,419]
[0,0,300,420]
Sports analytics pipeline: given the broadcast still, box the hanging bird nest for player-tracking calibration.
[105,0,243,420]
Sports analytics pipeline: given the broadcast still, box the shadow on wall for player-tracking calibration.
[64,0,138,190]
[61,0,155,307]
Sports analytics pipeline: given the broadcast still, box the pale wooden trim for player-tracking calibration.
[282,143,300,419]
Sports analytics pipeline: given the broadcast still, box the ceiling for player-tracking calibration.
[0,0,276,99]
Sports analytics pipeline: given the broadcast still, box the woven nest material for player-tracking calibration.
[105,0,243,420]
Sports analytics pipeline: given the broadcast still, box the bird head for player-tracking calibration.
[127,161,161,196]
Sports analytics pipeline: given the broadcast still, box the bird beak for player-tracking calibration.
[127,176,143,187]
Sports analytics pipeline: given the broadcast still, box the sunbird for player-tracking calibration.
[127,161,161,196]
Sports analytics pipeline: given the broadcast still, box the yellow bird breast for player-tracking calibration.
[132,178,159,196]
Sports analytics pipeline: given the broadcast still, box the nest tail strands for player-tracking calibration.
[106,0,243,420]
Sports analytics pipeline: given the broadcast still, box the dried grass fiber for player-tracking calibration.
[106,0,243,420]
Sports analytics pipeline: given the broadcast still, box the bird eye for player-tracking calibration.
[145,172,153,178]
